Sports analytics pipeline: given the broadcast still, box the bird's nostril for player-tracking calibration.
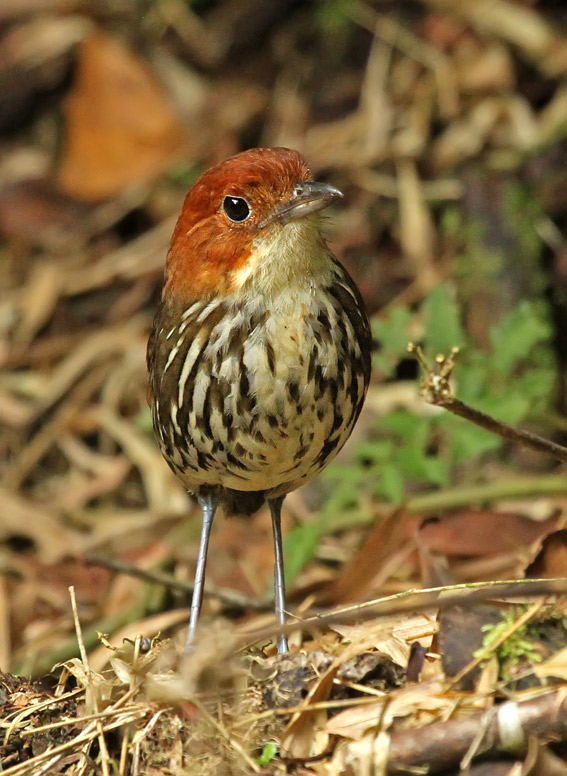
[294,184,305,197]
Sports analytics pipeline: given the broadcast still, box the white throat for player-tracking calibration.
[231,216,335,301]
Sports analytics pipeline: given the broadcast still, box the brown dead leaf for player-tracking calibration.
[437,604,504,691]
[456,42,514,94]
[331,618,414,669]
[418,511,559,557]
[93,406,188,515]
[325,679,447,741]
[526,529,567,579]
[397,158,438,292]
[281,660,338,759]
[421,12,469,50]
[57,33,187,201]
[425,0,555,64]
[49,457,132,514]
[0,0,63,23]
[534,646,567,682]
[416,521,456,588]
[326,508,410,604]
[13,259,62,344]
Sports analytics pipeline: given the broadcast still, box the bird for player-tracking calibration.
[147,147,371,654]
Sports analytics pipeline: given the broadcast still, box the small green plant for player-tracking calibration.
[255,742,278,766]
[476,609,544,682]
[324,284,554,507]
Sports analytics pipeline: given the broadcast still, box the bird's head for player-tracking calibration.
[163,147,342,304]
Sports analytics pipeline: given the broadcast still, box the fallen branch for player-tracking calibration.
[86,554,270,612]
[386,687,567,774]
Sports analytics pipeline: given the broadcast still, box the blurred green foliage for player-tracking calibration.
[315,0,353,34]
[328,285,554,507]
[166,162,202,188]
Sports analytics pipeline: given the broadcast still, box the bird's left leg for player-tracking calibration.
[185,492,219,654]
[268,495,289,654]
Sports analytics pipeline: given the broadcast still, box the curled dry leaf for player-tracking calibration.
[281,659,338,759]
[331,618,416,669]
[419,510,560,558]
[325,679,447,741]
[534,646,567,682]
[57,32,187,201]
[526,529,567,579]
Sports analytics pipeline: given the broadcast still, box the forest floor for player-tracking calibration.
[4,1,567,773]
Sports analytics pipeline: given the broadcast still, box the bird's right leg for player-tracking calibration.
[184,492,218,654]
[269,495,289,654]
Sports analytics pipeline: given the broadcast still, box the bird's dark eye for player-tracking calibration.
[223,196,251,222]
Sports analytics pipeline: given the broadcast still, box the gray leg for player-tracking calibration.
[184,493,218,655]
[269,496,289,653]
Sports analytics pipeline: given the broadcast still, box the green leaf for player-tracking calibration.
[418,454,449,487]
[256,743,278,766]
[402,443,449,486]
[475,393,530,426]
[322,287,554,535]
[283,521,324,586]
[454,359,489,403]
[381,410,430,441]
[422,285,466,359]
[440,206,462,239]
[315,0,353,33]
[355,438,395,463]
[376,461,405,504]
[513,369,555,405]
[446,417,502,462]
[372,306,413,376]
[489,301,551,376]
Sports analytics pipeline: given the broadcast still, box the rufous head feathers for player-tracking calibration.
[164,147,341,303]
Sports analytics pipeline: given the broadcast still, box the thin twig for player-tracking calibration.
[131,709,168,776]
[241,578,567,647]
[447,598,547,690]
[86,554,270,611]
[0,713,145,776]
[444,396,567,465]
[190,696,261,773]
[231,693,390,728]
[70,586,111,776]
[409,344,567,466]
[19,705,144,737]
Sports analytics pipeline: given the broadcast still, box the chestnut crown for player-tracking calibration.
[163,147,341,302]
